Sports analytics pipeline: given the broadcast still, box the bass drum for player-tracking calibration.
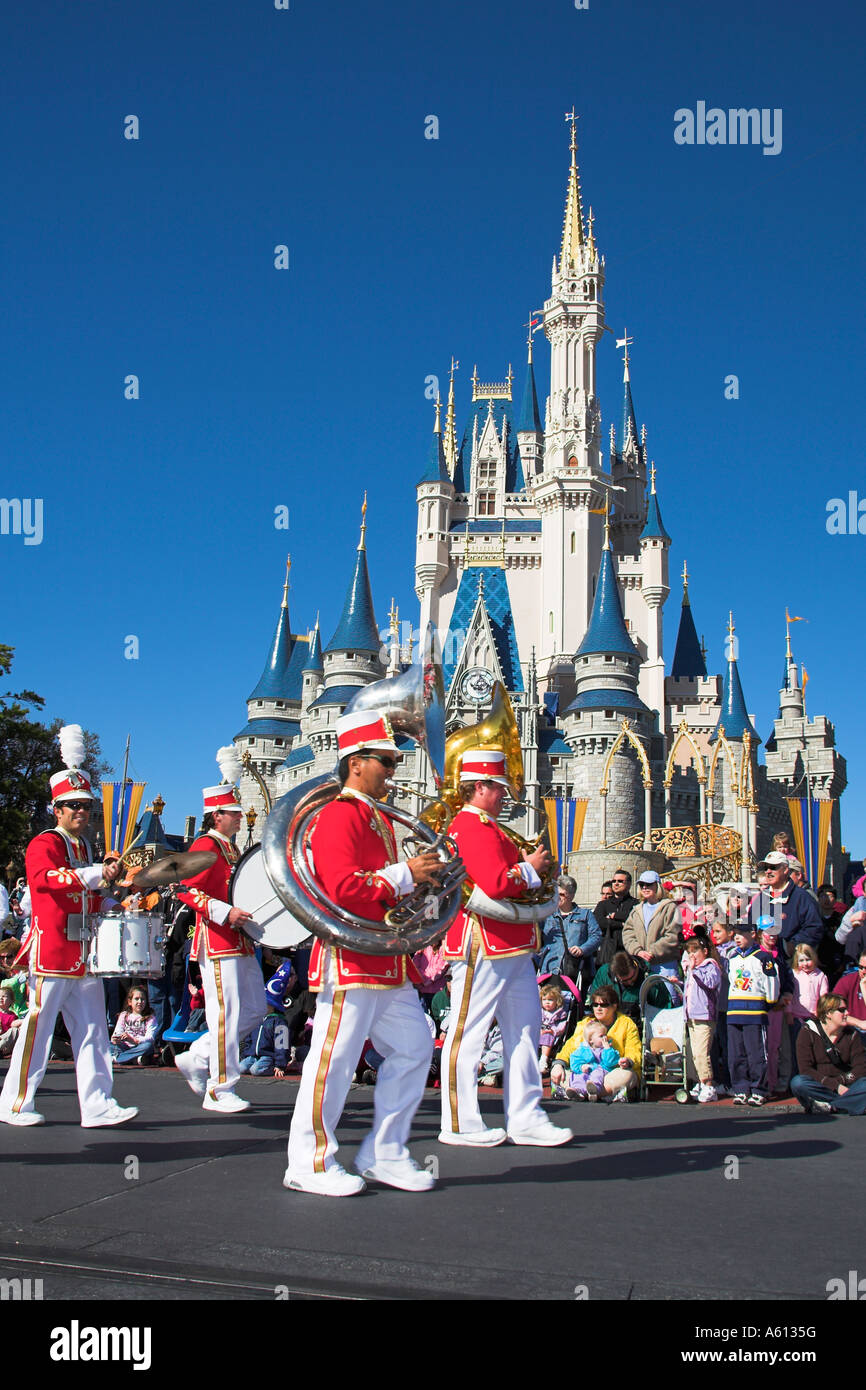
[230,843,311,951]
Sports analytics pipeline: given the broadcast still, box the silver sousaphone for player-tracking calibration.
[260,623,465,956]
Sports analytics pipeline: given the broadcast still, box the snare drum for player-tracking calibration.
[230,844,311,951]
[87,910,166,979]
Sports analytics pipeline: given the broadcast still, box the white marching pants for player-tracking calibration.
[439,948,545,1136]
[0,974,114,1123]
[287,982,433,1175]
[185,952,267,1097]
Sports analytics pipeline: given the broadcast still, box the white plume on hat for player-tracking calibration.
[58,724,86,770]
[216,745,243,785]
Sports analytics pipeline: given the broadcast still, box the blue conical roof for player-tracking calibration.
[621,375,639,452]
[417,422,450,485]
[248,597,292,700]
[640,489,670,543]
[671,589,706,678]
[518,356,542,434]
[303,623,323,673]
[325,544,380,654]
[712,656,760,744]
[577,545,638,658]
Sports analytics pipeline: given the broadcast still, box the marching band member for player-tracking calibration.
[175,785,265,1114]
[0,732,138,1129]
[438,749,572,1148]
[284,710,442,1197]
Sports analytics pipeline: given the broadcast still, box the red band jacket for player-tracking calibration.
[444,805,540,961]
[179,832,254,961]
[305,790,419,991]
[22,829,108,977]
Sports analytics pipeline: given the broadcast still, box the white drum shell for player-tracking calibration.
[230,844,310,950]
[87,911,165,979]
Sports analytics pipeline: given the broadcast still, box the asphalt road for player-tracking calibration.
[1,1064,861,1308]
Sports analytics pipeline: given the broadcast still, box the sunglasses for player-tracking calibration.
[591,1000,611,1009]
[60,801,91,812]
[364,753,397,771]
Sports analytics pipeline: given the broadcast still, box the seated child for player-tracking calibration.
[539,983,569,1074]
[239,1003,290,1077]
[110,984,159,1065]
[565,1019,622,1100]
[0,985,22,1058]
[186,963,207,1032]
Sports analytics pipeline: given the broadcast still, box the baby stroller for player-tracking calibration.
[639,975,684,1101]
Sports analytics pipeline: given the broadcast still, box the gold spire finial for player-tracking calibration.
[682,560,689,589]
[602,492,611,551]
[282,554,291,607]
[560,110,585,266]
[389,597,399,639]
[358,493,368,551]
[650,461,657,494]
[728,611,736,651]
[434,395,442,433]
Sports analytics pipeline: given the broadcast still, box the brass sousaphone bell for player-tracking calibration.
[422,681,557,925]
[260,624,466,956]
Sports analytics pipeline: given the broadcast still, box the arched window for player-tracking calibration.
[549,611,554,634]
[570,532,575,554]
[567,455,578,468]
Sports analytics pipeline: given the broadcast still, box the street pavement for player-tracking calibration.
[0,1065,860,1302]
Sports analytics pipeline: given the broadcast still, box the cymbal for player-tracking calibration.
[131,850,217,890]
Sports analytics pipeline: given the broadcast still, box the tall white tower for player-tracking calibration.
[532,113,608,684]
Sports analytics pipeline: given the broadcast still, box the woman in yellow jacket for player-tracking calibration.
[550,985,641,1101]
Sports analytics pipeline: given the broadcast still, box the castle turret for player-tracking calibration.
[563,512,650,848]
[415,398,455,633]
[637,462,670,719]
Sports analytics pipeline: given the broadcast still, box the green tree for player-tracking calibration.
[0,649,111,877]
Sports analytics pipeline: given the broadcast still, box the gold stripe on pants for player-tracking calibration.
[312,992,346,1173]
[446,929,481,1134]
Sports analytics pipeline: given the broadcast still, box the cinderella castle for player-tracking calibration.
[230,119,847,891]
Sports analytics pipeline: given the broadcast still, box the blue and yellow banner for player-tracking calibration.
[102,782,147,855]
[786,797,834,887]
[543,797,588,864]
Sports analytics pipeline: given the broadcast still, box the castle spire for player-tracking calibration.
[518,314,543,434]
[358,492,367,551]
[712,613,759,743]
[443,357,459,477]
[559,108,585,269]
[326,511,380,654]
[670,561,707,678]
[617,329,639,452]
[577,530,636,658]
[247,562,293,700]
[639,462,671,543]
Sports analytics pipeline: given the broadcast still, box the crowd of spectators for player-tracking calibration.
[2,839,865,1116]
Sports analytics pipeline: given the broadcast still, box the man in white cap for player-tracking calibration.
[175,784,264,1114]
[438,748,572,1148]
[0,751,138,1128]
[284,710,443,1197]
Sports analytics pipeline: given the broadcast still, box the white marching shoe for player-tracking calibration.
[507,1119,573,1147]
[437,1127,507,1147]
[202,1088,250,1114]
[355,1154,435,1192]
[81,1101,138,1129]
[283,1164,366,1198]
[0,1108,46,1127]
[175,1052,208,1097]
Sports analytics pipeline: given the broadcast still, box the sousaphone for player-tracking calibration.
[260,624,465,956]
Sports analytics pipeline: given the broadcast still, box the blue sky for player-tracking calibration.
[2,0,865,853]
